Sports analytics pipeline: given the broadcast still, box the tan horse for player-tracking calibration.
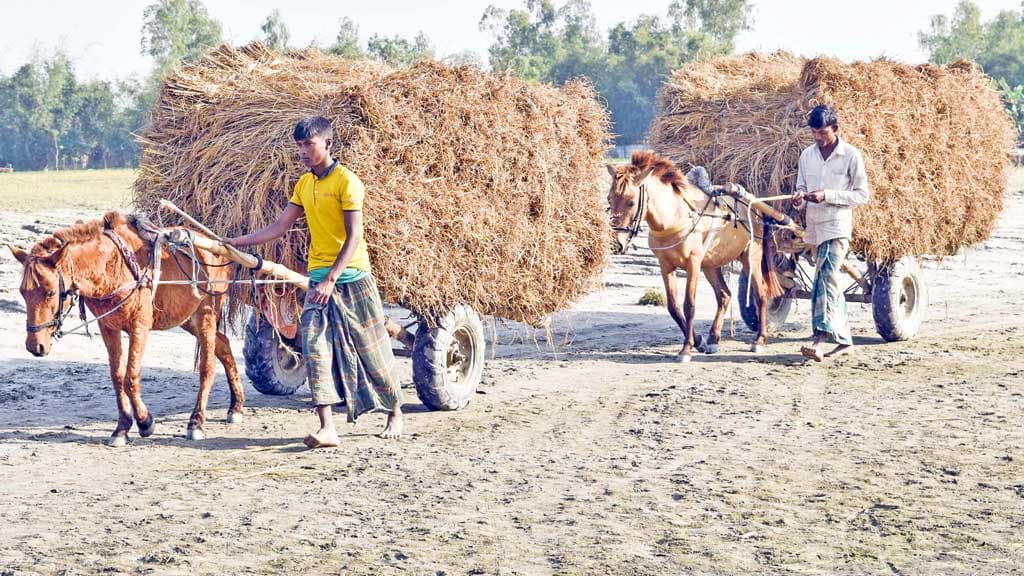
[608,151,783,361]
[8,212,244,446]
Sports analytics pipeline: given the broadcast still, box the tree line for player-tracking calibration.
[0,0,1020,171]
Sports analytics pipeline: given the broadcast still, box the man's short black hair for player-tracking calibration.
[807,105,839,130]
[293,116,333,141]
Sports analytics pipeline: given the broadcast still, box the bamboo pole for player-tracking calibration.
[168,230,311,289]
[159,199,415,348]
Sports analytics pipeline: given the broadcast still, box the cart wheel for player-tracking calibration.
[412,304,485,411]
[872,256,927,342]
[243,310,307,395]
[738,270,793,332]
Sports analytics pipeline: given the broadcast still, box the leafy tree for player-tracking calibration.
[67,80,117,168]
[141,0,223,77]
[920,1,1024,140]
[328,17,365,58]
[367,32,434,67]
[919,1,986,64]
[481,0,753,144]
[260,9,290,52]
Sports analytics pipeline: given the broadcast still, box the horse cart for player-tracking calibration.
[729,188,928,342]
[133,44,611,412]
[737,230,928,343]
[151,202,483,411]
[241,272,486,412]
[648,53,1014,345]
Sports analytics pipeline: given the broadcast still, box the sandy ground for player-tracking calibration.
[0,182,1022,576]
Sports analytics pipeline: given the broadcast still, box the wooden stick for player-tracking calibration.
[158,198,413,345]
[176,231,310,289]
[159,198,254,265]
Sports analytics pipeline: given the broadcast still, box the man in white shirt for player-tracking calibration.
[792,105,870,361]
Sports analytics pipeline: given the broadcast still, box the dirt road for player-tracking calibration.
[0,183,1021,575]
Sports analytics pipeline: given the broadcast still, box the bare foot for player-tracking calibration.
[303,428,340,449]
[800,345,824,362]
[380,412,404,440]
[824,344,854,358]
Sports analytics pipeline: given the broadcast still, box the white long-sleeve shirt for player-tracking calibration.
[794,138,870,247]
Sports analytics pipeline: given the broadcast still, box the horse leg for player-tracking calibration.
[181,321,245,425]
[661,267,688,360]
[702,267,731,354]
[185,306,218,440]
[124,324,156,439]
[100,324,133,447]
[680,258,701,361]
[747,243,770,353]
[217,330,245,424]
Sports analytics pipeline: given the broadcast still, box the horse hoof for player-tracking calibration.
[108,435,127,448]
[227,411,243,425]
[138,415,156,438]
[705,343,719,355]
[186,428,205,441]
[677,354,692,363]
[751,343,766,354]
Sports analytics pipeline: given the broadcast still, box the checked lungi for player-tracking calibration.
[811,238,853,346]
[300,275,402,422]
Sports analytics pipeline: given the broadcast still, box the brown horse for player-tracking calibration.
[608,151,783,361]
[8,212,244,446]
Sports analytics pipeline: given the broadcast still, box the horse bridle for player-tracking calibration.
[25,260,80,338]
[611,182,648,248]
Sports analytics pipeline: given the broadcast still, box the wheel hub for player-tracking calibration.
[446,326,475,383]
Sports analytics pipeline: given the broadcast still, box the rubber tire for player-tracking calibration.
[872,256,927,342]
[243,310,307,396]
[738,270,793,332]
[412,304,485,411]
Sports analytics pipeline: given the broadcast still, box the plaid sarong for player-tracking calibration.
[811,238,853,345]
[300,275,402,422]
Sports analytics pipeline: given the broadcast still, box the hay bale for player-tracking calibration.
[134,43,611,325]
[651,51,1018,261]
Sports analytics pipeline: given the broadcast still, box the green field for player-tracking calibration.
[0,169,135,212]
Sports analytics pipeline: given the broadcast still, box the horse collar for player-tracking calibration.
[104,229,149,285]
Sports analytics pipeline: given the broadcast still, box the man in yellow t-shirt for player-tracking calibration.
[225,116,403,447]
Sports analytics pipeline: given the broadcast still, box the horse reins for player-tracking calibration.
[25,260,81,337]
[611,181,648,248]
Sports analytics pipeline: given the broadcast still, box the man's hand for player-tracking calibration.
[792,190,825,208]
[307,279,335,306]
[221,236,245,248]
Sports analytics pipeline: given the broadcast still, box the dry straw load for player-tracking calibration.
[134,43,611,325]
[651,51,1017,262]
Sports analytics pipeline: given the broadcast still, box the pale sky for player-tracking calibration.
[1,0,1022,81]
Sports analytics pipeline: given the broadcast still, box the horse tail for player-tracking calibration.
[761,222,784,300]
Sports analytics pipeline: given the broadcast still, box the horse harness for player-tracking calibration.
[617,178,789,253]
[26,228,156,339]
[25,257,83,337]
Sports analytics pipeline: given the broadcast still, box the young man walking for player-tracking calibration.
[792,105,870,361]
[226,116,403,446]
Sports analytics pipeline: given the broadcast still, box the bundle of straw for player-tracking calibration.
[134,43,611,325]
[651,51,1017,261]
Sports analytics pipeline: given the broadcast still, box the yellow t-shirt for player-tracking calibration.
[288,162,372,273]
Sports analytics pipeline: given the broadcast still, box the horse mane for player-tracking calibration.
[625,150,690,195]
[29,211,129,257]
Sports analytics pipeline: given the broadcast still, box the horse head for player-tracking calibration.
[606,161,655,255]
[9,241,75,357]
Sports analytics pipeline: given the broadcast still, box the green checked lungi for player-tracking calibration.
[811,238,853,346]
[300,275,402,422]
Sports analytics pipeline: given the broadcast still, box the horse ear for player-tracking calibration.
[7,244,29,265]
[43,242,70,267]
[606,164,617,178]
